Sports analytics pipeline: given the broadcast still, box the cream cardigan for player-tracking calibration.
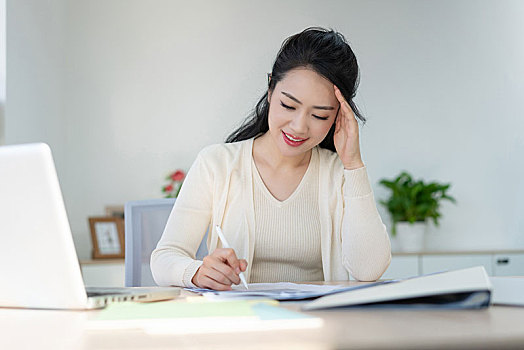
[151,138,391,287]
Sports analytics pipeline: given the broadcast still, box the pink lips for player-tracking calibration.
[281,131,308,147]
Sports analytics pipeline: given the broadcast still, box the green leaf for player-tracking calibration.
[378,171,455,233]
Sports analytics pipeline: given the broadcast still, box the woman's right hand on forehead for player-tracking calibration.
[191,248,248,290]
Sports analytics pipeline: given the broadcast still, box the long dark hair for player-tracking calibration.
[226,27,364,152]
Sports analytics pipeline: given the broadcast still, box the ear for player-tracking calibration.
[267,88,273,104]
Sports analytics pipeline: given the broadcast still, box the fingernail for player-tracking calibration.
[236,267,240,274]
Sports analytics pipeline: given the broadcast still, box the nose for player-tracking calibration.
[288,111,308,136]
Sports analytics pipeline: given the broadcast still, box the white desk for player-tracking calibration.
[3,304,524,349]
[2,285,524,349]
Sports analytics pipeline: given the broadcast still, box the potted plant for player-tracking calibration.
[379,171,456,251]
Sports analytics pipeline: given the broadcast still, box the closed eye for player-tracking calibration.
[280,101,295,110]
[281,100,329,120]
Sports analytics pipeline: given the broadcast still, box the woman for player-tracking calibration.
[151,27,391,290]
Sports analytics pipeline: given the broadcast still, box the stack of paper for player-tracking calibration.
[87,298,323,334]
[186,281,388,301]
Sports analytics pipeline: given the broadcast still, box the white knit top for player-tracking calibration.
[250,148,324,283]
[151,139,391,288]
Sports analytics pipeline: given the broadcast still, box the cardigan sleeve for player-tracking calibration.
[341,166,391,281]
[150,150,213,287]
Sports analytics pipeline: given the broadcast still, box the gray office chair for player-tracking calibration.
[124,198,208,287]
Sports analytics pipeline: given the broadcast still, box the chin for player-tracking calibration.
[276,140,312,158]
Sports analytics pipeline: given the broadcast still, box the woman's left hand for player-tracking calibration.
[333,85,365,170]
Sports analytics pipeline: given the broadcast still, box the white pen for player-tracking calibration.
[215,225,249,289]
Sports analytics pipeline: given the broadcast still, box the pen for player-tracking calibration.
[215,225,249,289]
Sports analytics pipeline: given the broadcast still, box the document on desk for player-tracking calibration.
[87,298,323,334]
[186,281,389,301]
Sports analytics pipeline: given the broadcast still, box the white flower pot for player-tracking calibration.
[395,221,427,252]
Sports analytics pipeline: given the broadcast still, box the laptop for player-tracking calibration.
[0,143,180,310]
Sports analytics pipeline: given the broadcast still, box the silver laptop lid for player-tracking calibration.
[0,143,88,309]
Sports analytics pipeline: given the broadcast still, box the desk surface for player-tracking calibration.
[2,284,524,350]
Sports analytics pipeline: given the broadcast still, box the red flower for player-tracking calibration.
[170,170,185,182]
[164,184,174,193]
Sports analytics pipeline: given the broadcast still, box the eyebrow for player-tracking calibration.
[281,91,335,110]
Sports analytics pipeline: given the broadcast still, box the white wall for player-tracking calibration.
[0,0,5,144]
[6,0,524,259]
[6,0,66,166]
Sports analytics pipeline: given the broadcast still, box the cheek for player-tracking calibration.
[268,107,287,129]
[315,120,335,138]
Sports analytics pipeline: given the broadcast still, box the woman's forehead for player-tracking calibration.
[276,68,336,104]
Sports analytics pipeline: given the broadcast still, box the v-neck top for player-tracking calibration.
[250,148,324,283]
[151,138,392,288]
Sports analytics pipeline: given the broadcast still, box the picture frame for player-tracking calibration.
[88,217,125,259]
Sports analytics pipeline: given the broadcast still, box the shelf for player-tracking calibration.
[392,250,524,256]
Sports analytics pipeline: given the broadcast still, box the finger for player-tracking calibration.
[193,265,231,290]
[199,275,232,291]
[340,100,355,118]
[334,86,356,120]
[339,106,358,133]
[339,109,347,131]
[206,266,236,285]
[211,261,240,285]
[204,255,239,284]
[334,110,342,134]
[334,85,347,105]
[239,259,248,272]
[214,248,242,274]
[333,86,351,109]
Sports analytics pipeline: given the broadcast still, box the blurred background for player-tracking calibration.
[1,0,523,260]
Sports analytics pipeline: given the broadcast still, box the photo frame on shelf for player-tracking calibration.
[88,217,125,259]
